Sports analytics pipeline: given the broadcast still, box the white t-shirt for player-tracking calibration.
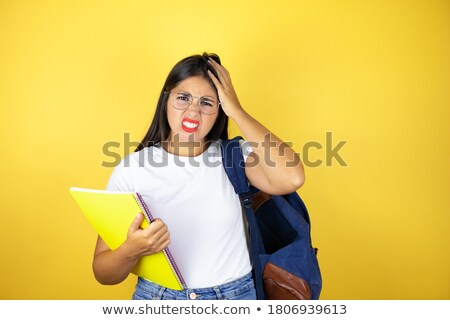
[106,139,253,288]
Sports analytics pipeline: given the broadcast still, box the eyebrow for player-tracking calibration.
[176,90,216,99]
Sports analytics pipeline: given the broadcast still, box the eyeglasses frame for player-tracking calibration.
[166,91,221,115]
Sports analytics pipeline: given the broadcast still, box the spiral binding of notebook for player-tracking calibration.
[134,192,187,289]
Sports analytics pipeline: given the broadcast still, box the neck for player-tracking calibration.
[162,139,209,157]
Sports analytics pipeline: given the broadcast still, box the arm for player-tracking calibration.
[92,214,170,285]
[235,112,304,195]
[207,59,305,195]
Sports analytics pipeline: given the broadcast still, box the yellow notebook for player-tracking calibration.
[69,187,186,290]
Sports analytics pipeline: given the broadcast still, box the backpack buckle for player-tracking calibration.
[239,193,253,208]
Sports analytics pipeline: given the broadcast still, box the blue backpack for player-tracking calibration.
[220,136,322,300]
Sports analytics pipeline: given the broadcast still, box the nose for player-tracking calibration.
[186,97,202,114]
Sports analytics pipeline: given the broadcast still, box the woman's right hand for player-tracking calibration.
[122,213,170,259]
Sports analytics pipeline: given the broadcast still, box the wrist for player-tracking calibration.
[228,106,248,122]
[119,241,140,263]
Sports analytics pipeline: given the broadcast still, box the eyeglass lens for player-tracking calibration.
[172,92,218,114]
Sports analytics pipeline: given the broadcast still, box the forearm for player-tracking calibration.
[93,243,139,285]
[231,109,305,188]
[205,57,304,190]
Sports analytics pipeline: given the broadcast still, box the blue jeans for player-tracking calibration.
[132,272,256,300]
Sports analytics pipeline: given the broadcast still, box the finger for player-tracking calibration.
[207,59,226,80]
[156,231,170,247]
[159,238,170,251]
[207,69,222,89]
[143,218,166,236]
[129,212,144,233]
[154,237,170,253]
[143,230,170,255]
[151,224,169,241]
[208,58,230,82]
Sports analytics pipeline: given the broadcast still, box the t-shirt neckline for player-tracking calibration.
[159,140,218,159]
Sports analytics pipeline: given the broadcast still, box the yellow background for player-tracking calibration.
[0,0,448,299]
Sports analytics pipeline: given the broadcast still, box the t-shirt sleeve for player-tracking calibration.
[239,139,254,163]
[105,157,135,192]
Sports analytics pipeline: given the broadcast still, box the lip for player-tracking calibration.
[181,117,199,133]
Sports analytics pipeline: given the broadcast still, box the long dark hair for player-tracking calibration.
[135,52,228,152]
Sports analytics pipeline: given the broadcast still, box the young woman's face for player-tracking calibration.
[166,76,219,145]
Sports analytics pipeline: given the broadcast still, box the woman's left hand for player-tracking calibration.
[207,58,245,120]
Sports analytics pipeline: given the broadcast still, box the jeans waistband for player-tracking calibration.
[134,272,255,300]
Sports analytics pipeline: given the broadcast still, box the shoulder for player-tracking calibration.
[113,147,158,169]
[122,146,163,167]
[239,139,254,162]
[218,137,253,162]
[105,146,162,191]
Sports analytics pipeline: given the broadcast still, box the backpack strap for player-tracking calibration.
[220,137,266,300]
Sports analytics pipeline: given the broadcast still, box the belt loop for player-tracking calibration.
[156,286,166,300]
[213,286,223,300]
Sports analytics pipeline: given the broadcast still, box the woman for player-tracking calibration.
[93,52,305,300]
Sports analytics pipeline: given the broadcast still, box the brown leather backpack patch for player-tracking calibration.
[263,262,311,300]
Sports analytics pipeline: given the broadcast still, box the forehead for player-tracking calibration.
[172,76,216,96]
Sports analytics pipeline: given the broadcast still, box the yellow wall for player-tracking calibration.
[0,0,448,299]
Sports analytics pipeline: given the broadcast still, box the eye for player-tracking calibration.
[200,99,214,107]
[176,93,191,102]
